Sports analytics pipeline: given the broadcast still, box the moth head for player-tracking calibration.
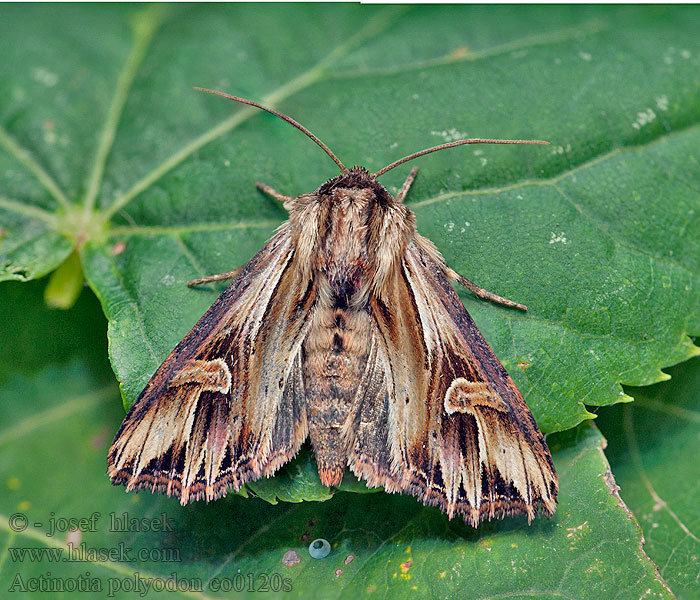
[194,87,549,184]
[315,166,394,205]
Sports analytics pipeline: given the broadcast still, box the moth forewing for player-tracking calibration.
[346,237,557,526]
[108,89,556,526]
[108,225,313,504]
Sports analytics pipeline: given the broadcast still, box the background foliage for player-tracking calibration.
[0,5,698,598]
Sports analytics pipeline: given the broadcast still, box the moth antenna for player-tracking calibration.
[194,87,347,172]
[373,138,549,178]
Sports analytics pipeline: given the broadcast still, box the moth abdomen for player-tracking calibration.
[302,302,371,487]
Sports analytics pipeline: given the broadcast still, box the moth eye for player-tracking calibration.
[308,538,331,559]
[405,397,409,404]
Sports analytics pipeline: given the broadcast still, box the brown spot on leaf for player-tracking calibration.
[447,45,470,60]
[400,560,412,573]
[281,550,301,567]
[517,361,531,369]
[66,528,82,548]
[602,466,627,512]
[334,568,343,577]
[111,241,126,256]
[301,532,309,542]
[344,554,354,565]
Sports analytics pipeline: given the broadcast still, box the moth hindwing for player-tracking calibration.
[108,90,556,527]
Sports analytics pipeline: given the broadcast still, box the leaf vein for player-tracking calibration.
[330,19,606,80]
[107,219,280,237]
[623,404,700,544]
[82,4,169,217]
[0,385,114,446]
[0,129,70,211]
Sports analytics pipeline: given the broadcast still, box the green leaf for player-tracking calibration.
[0,282,673,599]
[598,358,700,600]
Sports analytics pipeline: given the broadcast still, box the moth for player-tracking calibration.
[108,88,558,527]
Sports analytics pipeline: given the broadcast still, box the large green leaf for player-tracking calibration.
[598,358,700,600]
[2,5,698,438]
[0,282,673,599]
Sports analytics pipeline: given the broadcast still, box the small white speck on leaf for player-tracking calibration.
[655,95,669,111]
[549,231,567,245]
[551,144,572,155]
[681,49,691,59]
[632,108,656,130]
[578,51,592,61]
[44,130,57,145]
[31,67,58,87]
[431,128,468,143]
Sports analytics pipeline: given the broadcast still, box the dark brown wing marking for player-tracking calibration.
[348,235,557,526]
[108,224,315,504]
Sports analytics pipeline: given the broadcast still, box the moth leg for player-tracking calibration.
[447,269,528,311]
[395,167,419,203]
[187,267,242,287]
[256,182,294,204]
